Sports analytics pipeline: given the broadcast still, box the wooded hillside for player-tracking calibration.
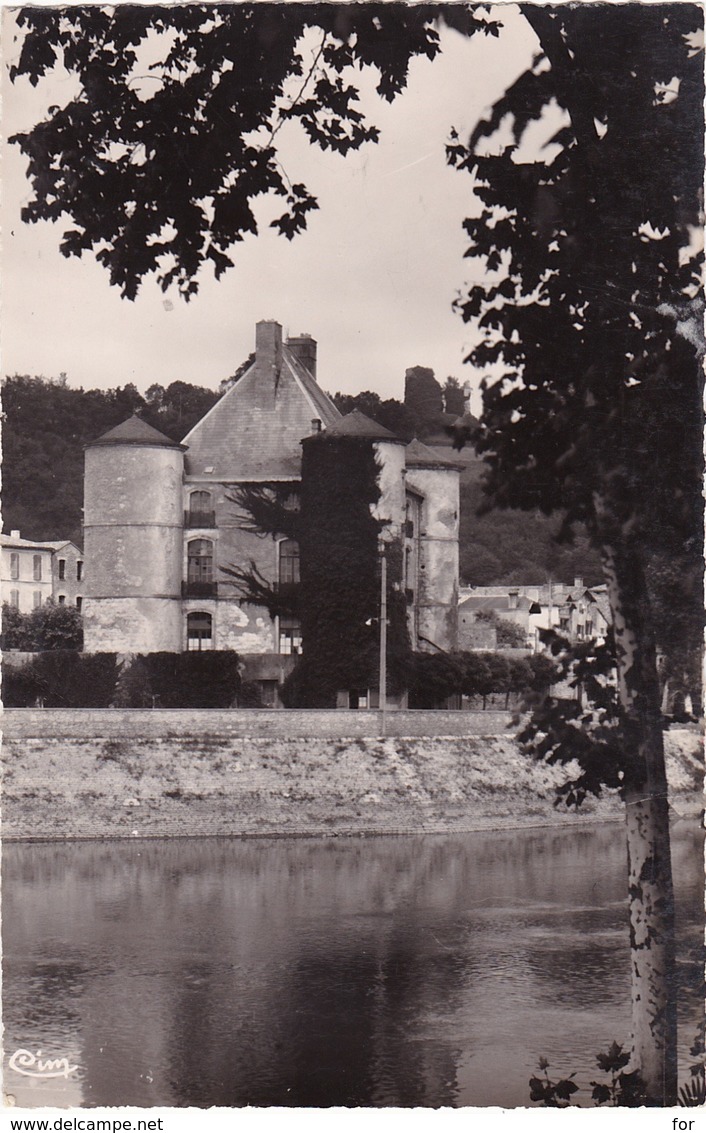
[2,373,601,585]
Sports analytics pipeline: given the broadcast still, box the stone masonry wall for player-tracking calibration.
[4,708,511,740]
[3,710,701,841]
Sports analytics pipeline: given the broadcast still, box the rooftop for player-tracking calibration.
[88,415,186,450]
[322,409,403,441]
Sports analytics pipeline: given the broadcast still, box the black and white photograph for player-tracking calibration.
[1,1,704,1123]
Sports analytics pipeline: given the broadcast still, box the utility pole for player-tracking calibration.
[379,547,387,738]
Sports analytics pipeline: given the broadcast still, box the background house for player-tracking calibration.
[458,578,611,653]
[0,531,84,613]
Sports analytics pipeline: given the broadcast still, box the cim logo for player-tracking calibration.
[8,1049,79,1079]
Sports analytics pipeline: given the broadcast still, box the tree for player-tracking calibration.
[9,2,703,1103]
[9,4,480,298]
[29,601,84,651]
[446,5,703,1104]
[1,600,83,651]
[475,609,528,649]
[442,376,466,417]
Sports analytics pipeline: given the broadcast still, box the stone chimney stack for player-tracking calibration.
[287,333,317,380]
[256,320,283,376]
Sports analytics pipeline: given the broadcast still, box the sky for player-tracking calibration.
[1,5,538,408]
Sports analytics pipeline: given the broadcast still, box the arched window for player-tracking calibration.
[188,490,214,527]
[187,539,213,583]
[279,539,300,586]
[187,611,213,651]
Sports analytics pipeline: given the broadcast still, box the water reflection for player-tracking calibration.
[3,822,702,1108]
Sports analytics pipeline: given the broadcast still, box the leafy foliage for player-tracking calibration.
[475,609,527,648]
[1,600,83,651]
[2,374,218,543]
[517,629,629,808]
[449,4,704,687]
[8,4,471,298]
[113,651,241,708]
[406,649,552,708]
[529,1058,579,1108]
[530,1047,646,1108]
[3,651,118,707]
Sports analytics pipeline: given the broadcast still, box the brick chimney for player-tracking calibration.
[287,333,317,380]
[256,320,283,373]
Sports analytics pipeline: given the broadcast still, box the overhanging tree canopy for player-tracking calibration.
[9,3,496,298]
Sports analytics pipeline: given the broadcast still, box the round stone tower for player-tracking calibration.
[83,415,186,653]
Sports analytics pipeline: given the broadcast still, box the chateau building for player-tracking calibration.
[83,321,460,703]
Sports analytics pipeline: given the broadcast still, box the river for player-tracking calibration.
[3,821,702,1108]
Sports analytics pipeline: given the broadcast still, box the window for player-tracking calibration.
[559,617,570,631]
[585,619,593,637]
[76,560,84,582]
[33,591,42,609]
[10,553,19,580]
[33,555,42,581]
[278,616,302,655]
[58,559,66,580]
[187,491,215,527]
[187,611,213,651]
[187,539,213,583]
[9,590,19,609]
[58,595,66,605]
[279,540,300,586]
[76,596,83,610]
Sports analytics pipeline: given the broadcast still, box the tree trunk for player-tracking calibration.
[600,532,677,1106]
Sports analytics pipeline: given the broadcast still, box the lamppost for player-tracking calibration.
[379,542,387,738]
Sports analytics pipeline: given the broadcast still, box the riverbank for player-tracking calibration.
[2,709,701,840]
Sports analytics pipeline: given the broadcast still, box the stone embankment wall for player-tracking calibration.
[2,710,702,841]
[3,708,511,739]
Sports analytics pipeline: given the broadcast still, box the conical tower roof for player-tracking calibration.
[322,409,403,441]
[88,414,187,449]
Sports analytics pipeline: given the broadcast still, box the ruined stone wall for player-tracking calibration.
[405,466,459,652]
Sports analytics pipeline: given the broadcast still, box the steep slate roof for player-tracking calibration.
[88,415,186,449]
[323,409,402,441]
[183,340,341,480]
[405,438,463,470]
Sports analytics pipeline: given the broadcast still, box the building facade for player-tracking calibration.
[458,578,611,653]
[0,531,84,613]
[83,320,460,703]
